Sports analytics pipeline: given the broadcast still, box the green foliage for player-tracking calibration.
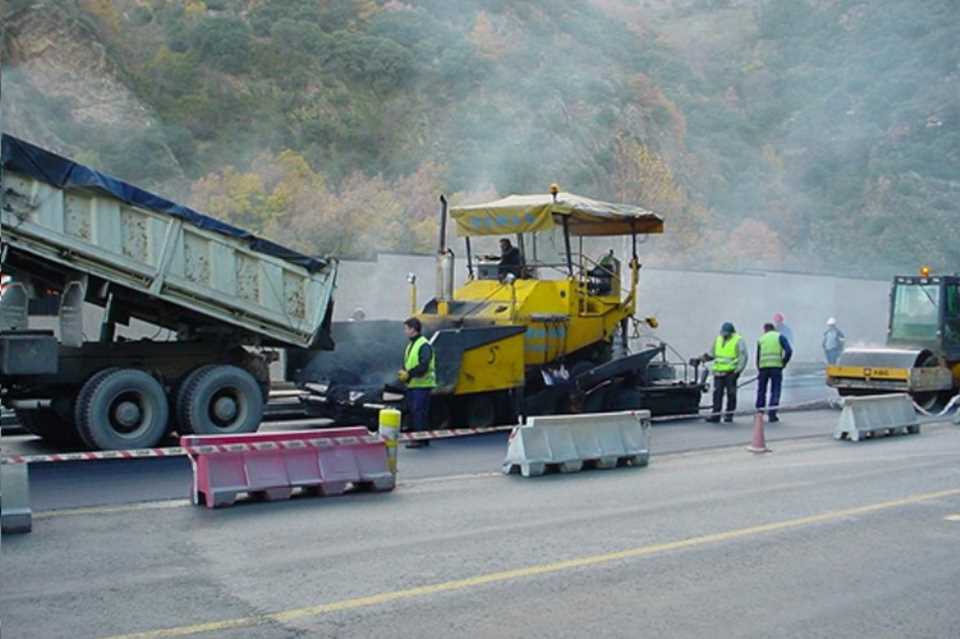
[161,124,196,168]
[128,5,153,26]
[189,16,252,73]
[756,1,812,39]
[249,0,368,37]
[335,32,415,88]
[270,19,329,56]
[3,0,37,13]
[165,20,191,53]
[99,127,181,185]
[17,0,956,272]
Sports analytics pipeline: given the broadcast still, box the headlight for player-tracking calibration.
[382,391,404,402]
[306,382,329,394]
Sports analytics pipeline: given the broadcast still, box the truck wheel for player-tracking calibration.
[74,367,120,448]
[76,368,169,450]
[180,365,264,435]
[174,365,216,435]
[15,408,83,446]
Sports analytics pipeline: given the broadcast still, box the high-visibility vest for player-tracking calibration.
[758,331,785,369]
[712,334,742,373]
[404,335,436,388]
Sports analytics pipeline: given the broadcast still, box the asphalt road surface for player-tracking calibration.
[14,406,836,512]
[3,371,834,512]
[2,416,959,639]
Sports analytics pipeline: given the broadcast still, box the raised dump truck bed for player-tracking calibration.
[0,134,338,449]
[0,134,336,348]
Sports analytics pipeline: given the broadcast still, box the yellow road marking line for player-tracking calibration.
[102,487,960,639]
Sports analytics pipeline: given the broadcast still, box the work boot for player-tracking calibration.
[768,414,780,423]
[723,416,734,423]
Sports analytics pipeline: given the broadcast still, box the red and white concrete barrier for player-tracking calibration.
[181,428,395,508]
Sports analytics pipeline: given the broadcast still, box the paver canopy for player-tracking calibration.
[450,192,664,237]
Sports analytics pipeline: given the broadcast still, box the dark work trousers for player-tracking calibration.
[756,368,783,419]
[406,388,432,432]
[711,372,739,420]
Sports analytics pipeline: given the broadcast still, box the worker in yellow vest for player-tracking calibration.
[756,322,793,422]
[700,322,748,423]
[397,317,436,448]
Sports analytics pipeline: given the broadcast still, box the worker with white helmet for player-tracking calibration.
[822,317,846,364]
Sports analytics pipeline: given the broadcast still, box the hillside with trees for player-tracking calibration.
[2,0,957,274]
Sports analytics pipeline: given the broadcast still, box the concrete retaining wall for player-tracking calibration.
[29,254,890,372]
[334,254,890,364]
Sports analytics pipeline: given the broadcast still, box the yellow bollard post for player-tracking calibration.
[407,273,417,316]
[379,408,401,475]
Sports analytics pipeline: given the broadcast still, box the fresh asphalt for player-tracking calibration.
[2,419,959,639]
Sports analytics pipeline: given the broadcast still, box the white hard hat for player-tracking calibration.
[826,317,836,326]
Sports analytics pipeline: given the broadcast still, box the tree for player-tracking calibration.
[190,168,270,233]
[325,32,415,90]
[79,0,120,33]
[723,219,785,270]
[612,135,711,262]
[190,16,253,74]
[468,11,510,60]
[189,151,443,259]
[270,20,329,55]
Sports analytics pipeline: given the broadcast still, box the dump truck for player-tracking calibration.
[826,268,959,410]
[0,134,338,449]
[290,187,704,430]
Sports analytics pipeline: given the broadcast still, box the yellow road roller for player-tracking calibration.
[827,268,960,410]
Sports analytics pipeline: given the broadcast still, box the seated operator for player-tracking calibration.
[498,238,524,280]
[589,249,619,294]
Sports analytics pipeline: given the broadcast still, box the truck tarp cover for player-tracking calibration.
[1,134,327,273]
[450,192,665,237]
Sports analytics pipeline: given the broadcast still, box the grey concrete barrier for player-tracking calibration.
[1,462,32,534]
[834,393,919,442]
[503,410,651,478]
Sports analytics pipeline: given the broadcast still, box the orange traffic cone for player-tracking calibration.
[747,411,771,454]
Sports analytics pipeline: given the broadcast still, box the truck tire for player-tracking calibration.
[15,408,83,446]
[174,365,216,435]
[179,365,264,435]
[74,367,120,448]
[76,368,169,450]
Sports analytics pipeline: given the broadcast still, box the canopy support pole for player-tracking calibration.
[465,237,474,280]
[626,223,640,315]
[438,195,448,253]
[562,216,573,277]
